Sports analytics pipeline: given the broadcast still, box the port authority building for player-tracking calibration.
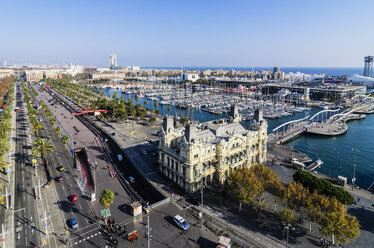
[158,106,267,192]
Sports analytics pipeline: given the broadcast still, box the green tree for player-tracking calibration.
[61,135,68,145]
[99,189,114,224]
[49,118,56,126]
[55,126,61,136]
[225,167,264,212]
[32,121,42,136]
[32,137,54,168]
[149,116,156,126]
[138,109,146,121]
[0,138,10,157]
[0,120,11,138]
[277,207,295,225]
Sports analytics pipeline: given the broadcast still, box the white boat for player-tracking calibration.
[318,105,330,110]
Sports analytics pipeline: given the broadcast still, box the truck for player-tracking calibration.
[216,236,231,248]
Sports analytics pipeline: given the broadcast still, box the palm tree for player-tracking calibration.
[49,118,56,126]
[149,116,156,126]
[0,120,11,138]
[167,106,172,115]
[135,96,139,102]
[32,121,42,136]
[154,102,159,109]
[61,135,68,146]
[154,109,161,116]
[55,126,61,136]
[32,137,54,169]
[144,101,148,108]
[99,189,114,224]
[0,138,10,157]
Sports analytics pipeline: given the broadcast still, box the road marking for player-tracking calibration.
[14,208,25,213]
[85,218,89,224]
[79,203,82,210]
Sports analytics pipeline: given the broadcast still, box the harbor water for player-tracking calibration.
[101,87,374,189]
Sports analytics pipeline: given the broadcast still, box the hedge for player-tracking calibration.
[293,171,354,205]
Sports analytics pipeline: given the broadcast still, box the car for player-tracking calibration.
[71,194,78,202]
[57,166,64,171]
[56,176,63,182]
[111,132,116,136]
[69,218,78,229]
[128,176,135,183]
[173,215,189,230]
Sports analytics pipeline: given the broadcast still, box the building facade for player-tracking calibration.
[158,106,267,193]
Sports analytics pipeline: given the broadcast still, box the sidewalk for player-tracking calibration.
[0,85,16,248]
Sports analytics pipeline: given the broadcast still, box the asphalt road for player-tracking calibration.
[26,84,108,248]
[14,82,42,247]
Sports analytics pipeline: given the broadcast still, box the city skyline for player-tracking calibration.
[1,0,374,67]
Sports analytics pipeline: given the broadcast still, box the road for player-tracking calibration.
[25,83,108,247]
[13,82,42,247]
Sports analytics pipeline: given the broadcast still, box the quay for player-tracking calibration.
[305,159,323,171]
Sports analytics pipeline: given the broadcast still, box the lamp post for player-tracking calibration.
[200,185,204,229]
[352,148,359,191]
[284,223,295,248]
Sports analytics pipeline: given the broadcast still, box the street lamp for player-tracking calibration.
[352,148,359,190]
[200,185,204,229]
[284,223,295,248]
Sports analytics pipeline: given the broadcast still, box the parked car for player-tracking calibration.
[57,166,64,171]
[69,218,78,229]
[56,176,63,182]
[70,194,78,202]
[173,215,189,230]
[128,176,135,183]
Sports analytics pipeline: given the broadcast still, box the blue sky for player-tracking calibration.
[1,0,373,67]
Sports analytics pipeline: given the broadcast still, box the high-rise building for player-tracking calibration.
[273,67,280,74]
[363,56,373,77]
[109,54,118,69]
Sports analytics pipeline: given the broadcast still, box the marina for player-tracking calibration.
[99,86,374,190]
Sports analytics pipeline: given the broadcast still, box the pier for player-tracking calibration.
[268,96,374,145]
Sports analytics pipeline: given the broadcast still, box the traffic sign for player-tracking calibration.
[44,223,48,227]
[42,240,47,245]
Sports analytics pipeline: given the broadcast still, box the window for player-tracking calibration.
[167,156,170,166]
[176,162,179,172]
[194,154,198,159]
[183,166,187,177]
[172,159,174,170]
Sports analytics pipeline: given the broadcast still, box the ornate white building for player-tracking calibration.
[158,106,267,192]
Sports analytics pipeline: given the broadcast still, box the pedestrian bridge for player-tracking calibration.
[269,99,374,144]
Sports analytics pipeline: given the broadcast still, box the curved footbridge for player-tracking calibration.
[268,98,374,145]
